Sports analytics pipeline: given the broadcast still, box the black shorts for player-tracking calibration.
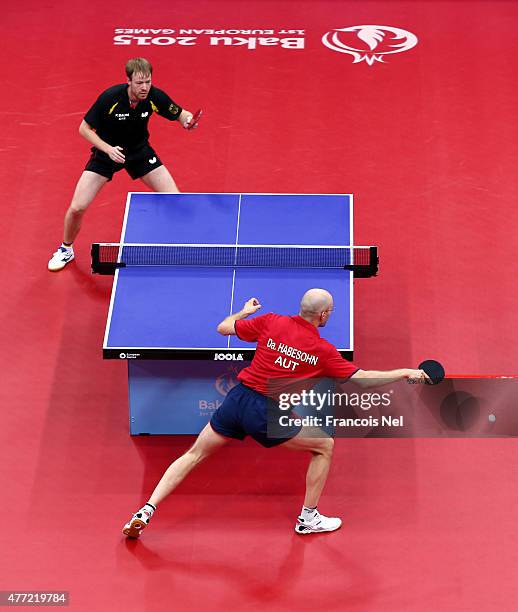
[210,383,301,448]
[84,143,163,181]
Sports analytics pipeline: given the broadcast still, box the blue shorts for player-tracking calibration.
[210,383,301,448]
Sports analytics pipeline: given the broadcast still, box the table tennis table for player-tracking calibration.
[96,193,377,434]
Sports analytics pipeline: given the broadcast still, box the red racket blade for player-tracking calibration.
[187,109,202,130]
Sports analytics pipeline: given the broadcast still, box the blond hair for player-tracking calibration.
[125,58,153,79]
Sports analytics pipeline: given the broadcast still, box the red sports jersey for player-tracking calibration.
[235,313,359,396]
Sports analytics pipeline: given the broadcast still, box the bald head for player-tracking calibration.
[299,289,334,326]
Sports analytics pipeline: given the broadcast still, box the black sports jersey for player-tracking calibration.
[84,84,182,151]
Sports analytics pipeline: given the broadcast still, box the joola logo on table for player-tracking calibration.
[214,353,244,361]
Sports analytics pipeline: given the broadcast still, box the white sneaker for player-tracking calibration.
[48,246,74,271]
[295,510,342,534]
[122,505,154,538]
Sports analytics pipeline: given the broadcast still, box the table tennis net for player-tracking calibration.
[91,243,378,277]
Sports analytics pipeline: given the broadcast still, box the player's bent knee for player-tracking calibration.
[69,203,88,215]
[324,437,334,454]
[69,195,95,214]
[314,437,334,456]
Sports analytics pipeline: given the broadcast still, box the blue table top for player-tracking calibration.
[104,193,353,359]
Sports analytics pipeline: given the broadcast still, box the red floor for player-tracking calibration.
[2,1,518,610]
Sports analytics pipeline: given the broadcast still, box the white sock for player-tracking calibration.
[61,243,73,250]
[144,502,156,514]
[301,506,317,520]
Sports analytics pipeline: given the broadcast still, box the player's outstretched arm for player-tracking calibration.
[217,298,262,336]
[78,120,125,163]
[350,368,430,388]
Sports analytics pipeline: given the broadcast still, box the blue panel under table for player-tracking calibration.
[128,361,249,434]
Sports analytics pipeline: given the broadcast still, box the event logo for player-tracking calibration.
[199,368,239,413]
[322,25,418,65]
[215,371,239,397]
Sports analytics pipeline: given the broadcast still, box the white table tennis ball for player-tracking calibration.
[488,414,496,423]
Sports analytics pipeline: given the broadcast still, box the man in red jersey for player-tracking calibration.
[123,288,428,538]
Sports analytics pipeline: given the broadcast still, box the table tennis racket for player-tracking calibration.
[187,109,202,130]
[419,359,445,385]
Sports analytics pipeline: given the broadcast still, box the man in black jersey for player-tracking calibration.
[48,57,196,271]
